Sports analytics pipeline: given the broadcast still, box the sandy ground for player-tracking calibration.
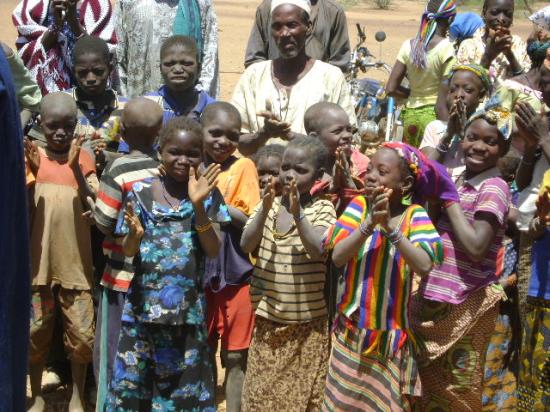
[1,0,543,410]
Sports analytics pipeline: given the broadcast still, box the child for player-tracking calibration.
[305,102,370,213]
[93,97,163,411]
[254,143,285,193]
[413,105,513,411]
[322,142,454,411]
[240,136,337,411]
[25,92,98,412]
[106,116,230,411]
[386,0,457,147]
[518,170,550,411]
[201,102,260,412]
[420,63,491,178]
[117,36,216,153]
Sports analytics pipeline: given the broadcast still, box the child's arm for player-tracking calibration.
[69,136,97,203]
[121,204,144,257]
[445,202,500,262]
[288,181,329,260]
[189,164,223,258]
[228,206,249,230]
[241,177,276,254]
[529,192,550,240]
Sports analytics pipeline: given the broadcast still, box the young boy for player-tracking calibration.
[419,64,491,178]
[304,102,369,213]
[26,92,98,412]
[201,102,259,412]
[93,97,163,411]
[28,35,126,173]
[117,35,215,153]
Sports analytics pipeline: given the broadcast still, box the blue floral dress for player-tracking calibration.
[106,178,230,412]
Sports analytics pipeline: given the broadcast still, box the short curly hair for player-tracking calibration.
[285,135,329,171]
[159,116,203,149]
[254,144,286,164]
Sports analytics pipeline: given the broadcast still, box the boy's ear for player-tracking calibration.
[308,131,318,138]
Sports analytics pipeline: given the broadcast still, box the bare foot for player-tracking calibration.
[27,396,45,412]
[68,394,85,412]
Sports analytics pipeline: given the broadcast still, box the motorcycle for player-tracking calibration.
[347,24,403,153]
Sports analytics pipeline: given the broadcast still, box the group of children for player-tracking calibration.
[12,0,550,411]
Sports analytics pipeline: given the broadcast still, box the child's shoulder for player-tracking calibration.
[105,154,158,176]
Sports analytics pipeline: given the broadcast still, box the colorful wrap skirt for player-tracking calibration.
[517,298,550,411]
[401,105,436,148]
[322,316,420,412]
[411,285,504,411]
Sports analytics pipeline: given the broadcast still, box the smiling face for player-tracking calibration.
[160,44,199,93]
[447,70,486,116]
[159,130,202,182]
[257,155,283,192]
[461,118,504,174]
[316,110,354,157]
[202,110,241,163]
[73,52,111,97]
[364,147,412,203]
[271,5,311,59]
[41,106,77,153]
[483,0,514,30]
[279,147,319,195]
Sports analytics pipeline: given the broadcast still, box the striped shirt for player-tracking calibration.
[247,197,336,324]
[421,167,510,304]
[325,197,443,356]
[95,154,159,291]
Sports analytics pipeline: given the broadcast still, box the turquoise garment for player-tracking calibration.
[173,0,203,58]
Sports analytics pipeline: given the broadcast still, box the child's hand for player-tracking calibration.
[124,204,144,239]
[288,178,301,218]
[68,135,85,169]
[447,97,467,138]
[24,138,40,175]
[536,192,550,225]
[188,163,220,206]
[81,196,96,225]
[262,176,276,211]
[371,187,392,231]
[333,148,354,190]
[515,103,549,150]
[90,132,107,170]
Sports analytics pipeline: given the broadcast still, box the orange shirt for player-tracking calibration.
[216,156,260,214]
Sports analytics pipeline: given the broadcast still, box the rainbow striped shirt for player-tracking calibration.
[325,197,443,356]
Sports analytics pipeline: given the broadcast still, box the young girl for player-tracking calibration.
[322,142,456,411]
[25,92,98,412]
[420,63,491,178]
[518,170,550,411]
[240,136,337,411]
[386,0,457,147]
[413,105,513,411]
[106,116,230,411]
[254,143,285,193]
[201,102,259,412]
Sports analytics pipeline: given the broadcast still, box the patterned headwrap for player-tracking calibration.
[529,6,550,32]
[465,95,513,141]
[449,63,492,93]
[411,0,457,69]
[382,141,460,204]
[527,41,550,67]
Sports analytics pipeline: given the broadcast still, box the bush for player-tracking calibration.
[374,0,391,10]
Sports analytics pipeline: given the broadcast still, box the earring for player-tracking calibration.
[401,190,412,206]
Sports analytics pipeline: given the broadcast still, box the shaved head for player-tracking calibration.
[304,102,347,134]
[40,92,78,119]
[122,97,164,129]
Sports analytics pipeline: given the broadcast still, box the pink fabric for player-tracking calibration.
[12,0,116,94]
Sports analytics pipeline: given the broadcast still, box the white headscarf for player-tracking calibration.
[529,6,550,32]
[270,0,311,16]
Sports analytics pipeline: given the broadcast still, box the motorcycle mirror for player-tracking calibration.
[375,31,386,42]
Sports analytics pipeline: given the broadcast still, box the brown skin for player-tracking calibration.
[160,44,201,112]
[331,148,434,276]
[442,119,508,262]
[240,147,326,260]
[42,0,85,51]
[202,110,249,229]
[529,192,550,239]
[122,130,222,258]
[257,155,282,193]
[73,52,112,100]
[238,5,313,155]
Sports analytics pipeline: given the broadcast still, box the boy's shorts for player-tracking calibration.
[29,286,94,365]
[207,284,255,351]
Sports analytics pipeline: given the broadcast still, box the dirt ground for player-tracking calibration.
[0,0,543,410]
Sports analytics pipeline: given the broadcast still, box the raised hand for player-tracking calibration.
[188,163,220,205]
[515,102,549,150]
[258,99,292,140]
[288,178,301,218]
[447,97,467,138]
[24,138,41,175]
[371,187,392,231]
[90,132,107,170]
[50,0,67,27]
[262,176,276,211]
[124,204,144,239]
[68,134,85,169]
